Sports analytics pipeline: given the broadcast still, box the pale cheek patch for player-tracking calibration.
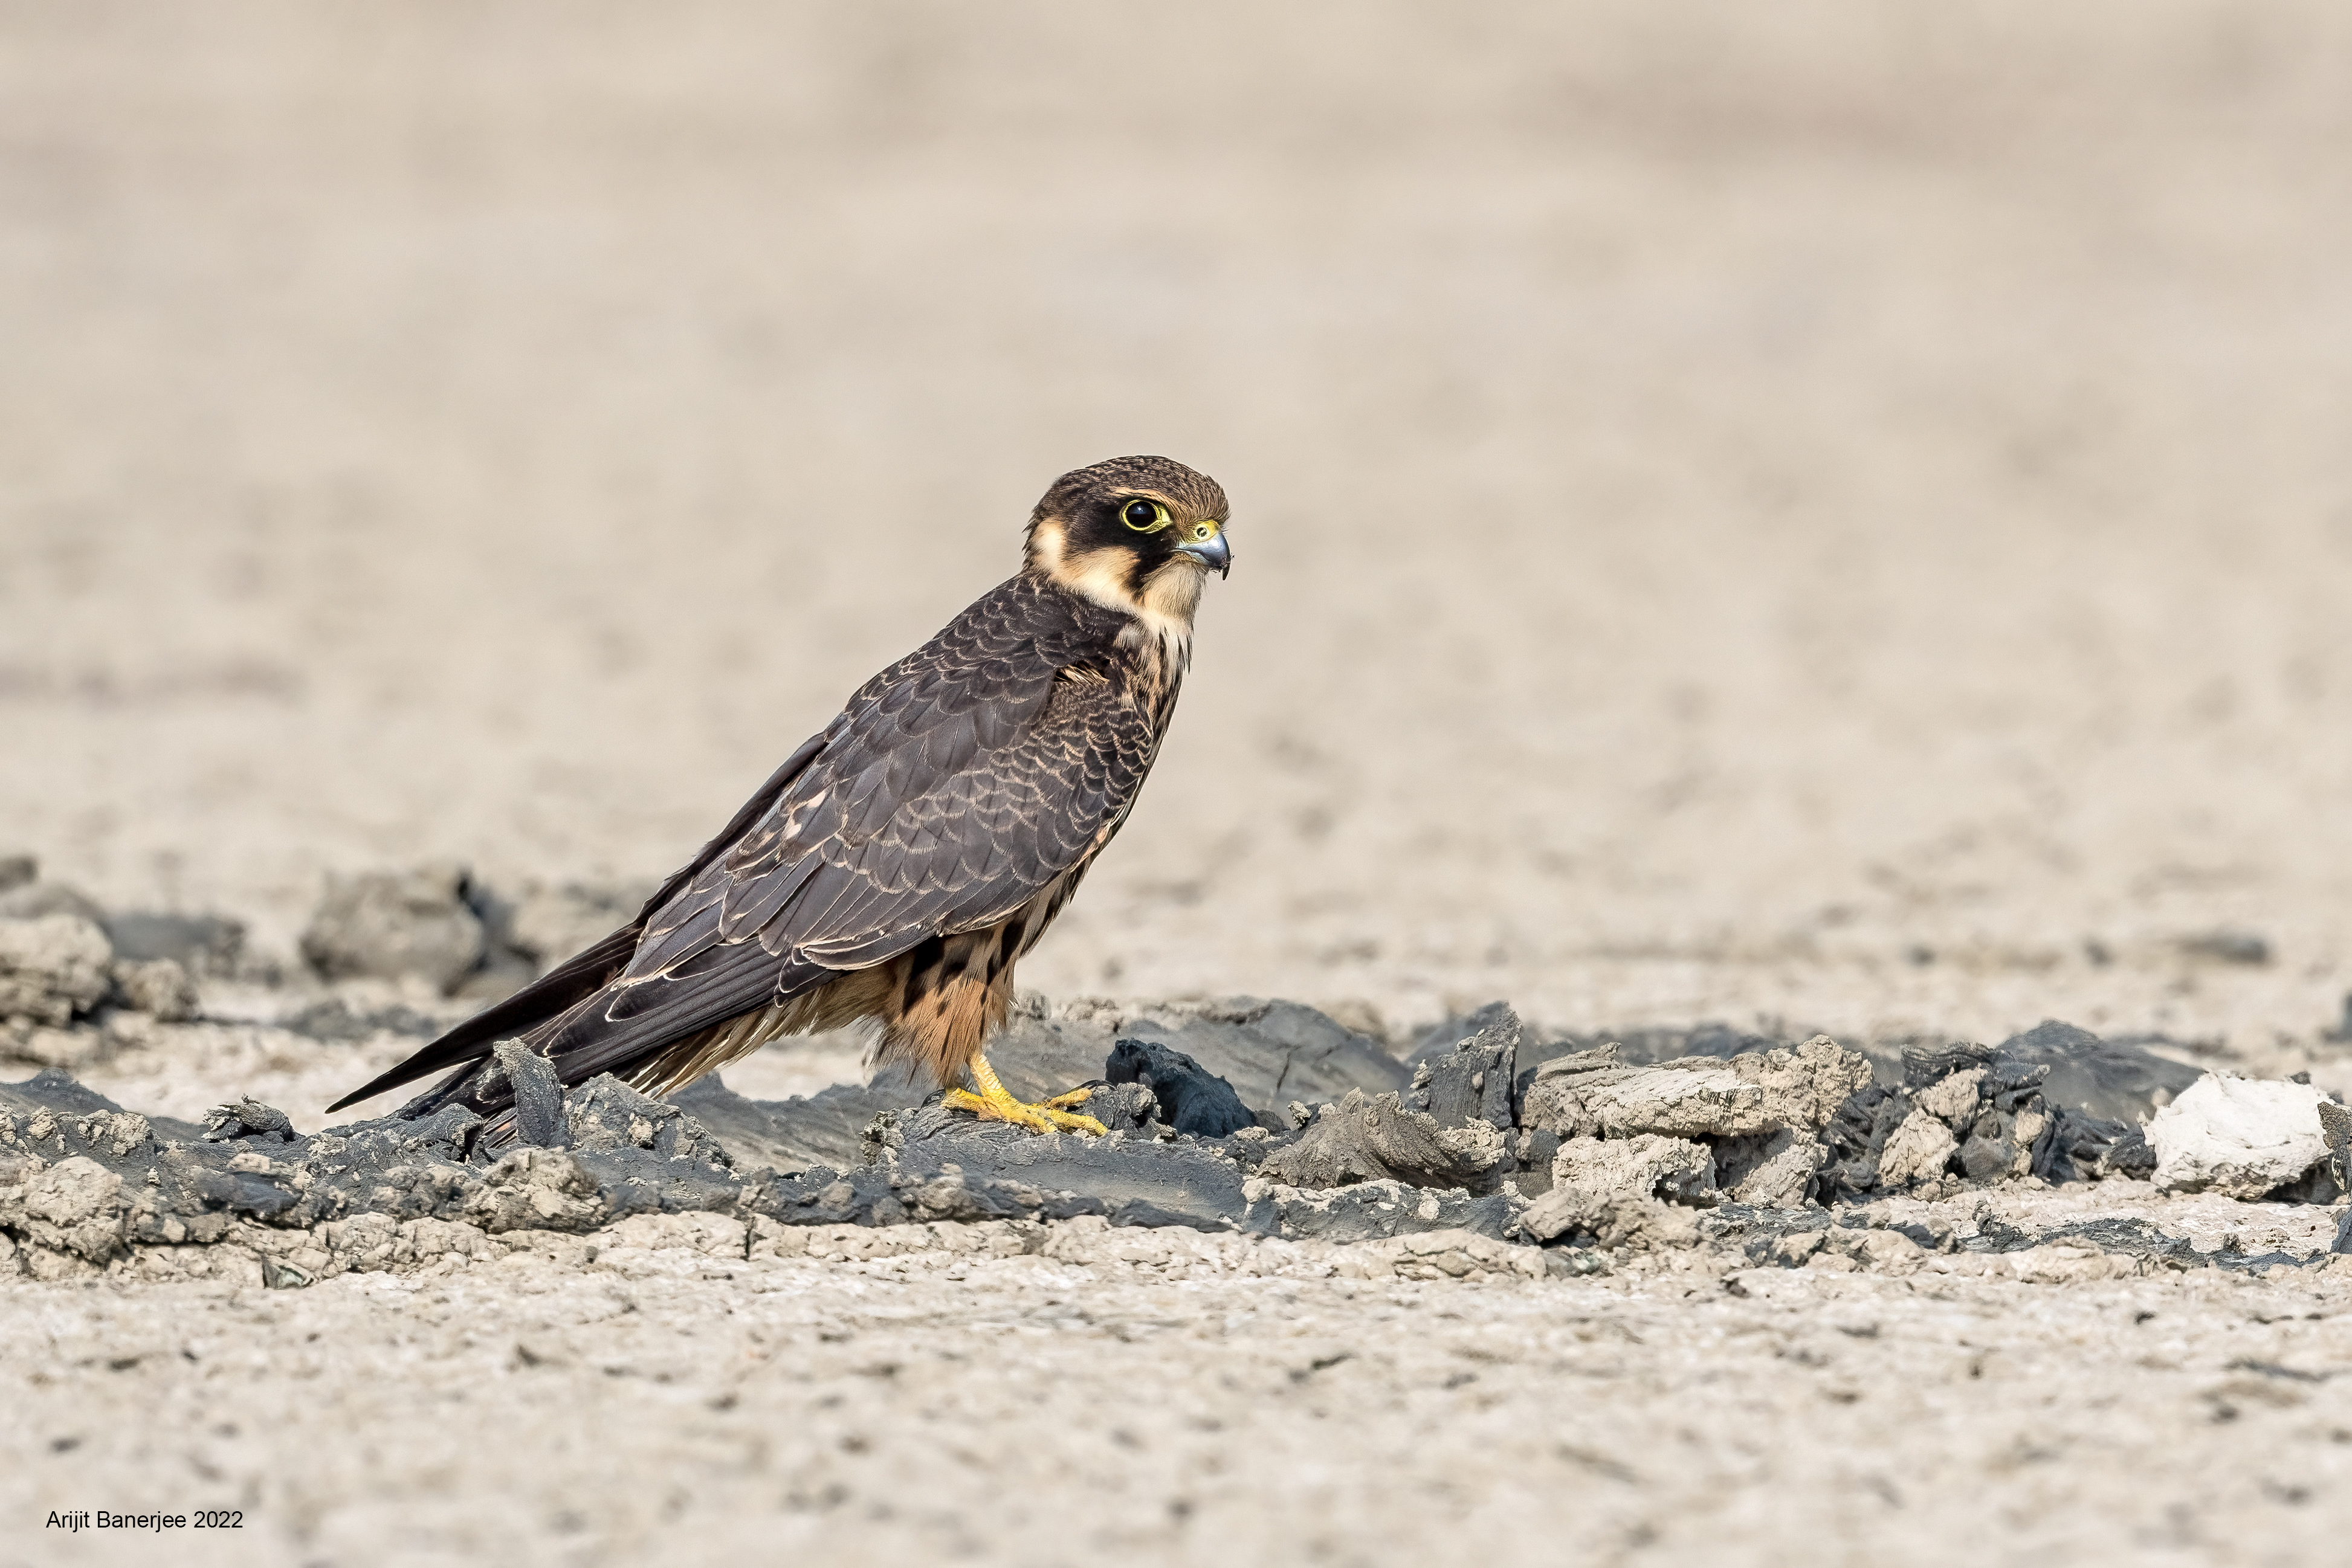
[1026,517,1070,575]
[1029,518,1201,664]
[1061,550,1145,608]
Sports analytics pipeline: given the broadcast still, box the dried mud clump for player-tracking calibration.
[299,866,489,994]
[2,860,228,1070]
[4,986,2347,1287]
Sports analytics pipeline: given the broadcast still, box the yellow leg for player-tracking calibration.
[940,1053,1108,1137]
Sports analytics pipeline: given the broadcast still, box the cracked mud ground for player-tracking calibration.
[9,1232,2351,1568]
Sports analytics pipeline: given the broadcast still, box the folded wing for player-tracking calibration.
[328,578,1154,1115]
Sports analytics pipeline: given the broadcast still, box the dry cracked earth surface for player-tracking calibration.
[11,2,2352,1565]
[8,1215,2352,1568]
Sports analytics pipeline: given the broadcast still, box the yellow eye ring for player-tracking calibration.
[1120,498,1171,532]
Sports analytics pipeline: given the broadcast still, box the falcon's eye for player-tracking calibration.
[1120,499,1169,531]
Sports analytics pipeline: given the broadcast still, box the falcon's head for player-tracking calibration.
[1024,456,1232,631]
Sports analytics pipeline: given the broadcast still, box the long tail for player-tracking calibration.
[322,734,832,1119]
[329,929,833,1124]
[322,926,639,1114]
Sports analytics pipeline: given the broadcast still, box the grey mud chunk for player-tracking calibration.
[1404,1002,1517,1134]
[1820,1083,1911,1195]
[738,1110,1245,1233]
[556,1074,743,1218]
[105,911,246,975]
[112,957,199,1021]
[2030,1106,2140,1184]
[489,1039,567,1149]
[286,1076,742,1233]
[1256,1088,1507,1194]
[893,1106,1252,1230]
[0,881,108,928]
[2314,1101,2351,1192]
[299,864,486,993]
[1105,1037,1252,1137]
[2097,1124,2157,1179]
[1075,1079,1160,1135]
[204,1097,297,1144]
[673,1072,931,1175]
[280,1105,489,1227]
[1992,1019,2202,1123]
[3,1071,184,1181]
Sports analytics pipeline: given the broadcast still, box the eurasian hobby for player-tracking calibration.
[328,456,1232,1138]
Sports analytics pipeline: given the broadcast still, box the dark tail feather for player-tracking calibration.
[322,926,638,1114]
[404,952,836,1137]
[326,732,833,1120]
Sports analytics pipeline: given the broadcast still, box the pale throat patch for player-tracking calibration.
[1128,561,1203,656]
[1027,517,1205,658]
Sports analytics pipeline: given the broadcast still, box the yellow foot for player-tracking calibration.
[942,1054,1107,1137]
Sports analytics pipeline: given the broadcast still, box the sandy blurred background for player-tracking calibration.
[7,1,2352,1075]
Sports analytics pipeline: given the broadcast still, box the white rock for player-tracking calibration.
[1720,1128,1827,1208]
[1517,1134,1716,1247]
[1522,1036,1870,1140]
[1914,1069,1985,1128]
[1551,1132,1716,1204]
[1875,1110,1958,1187]
[2148,1074,2330,1199]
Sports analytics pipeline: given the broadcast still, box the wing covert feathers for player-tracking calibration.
[335,572,1180,1118]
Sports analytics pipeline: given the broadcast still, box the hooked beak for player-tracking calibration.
[1176,528,1232,578]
